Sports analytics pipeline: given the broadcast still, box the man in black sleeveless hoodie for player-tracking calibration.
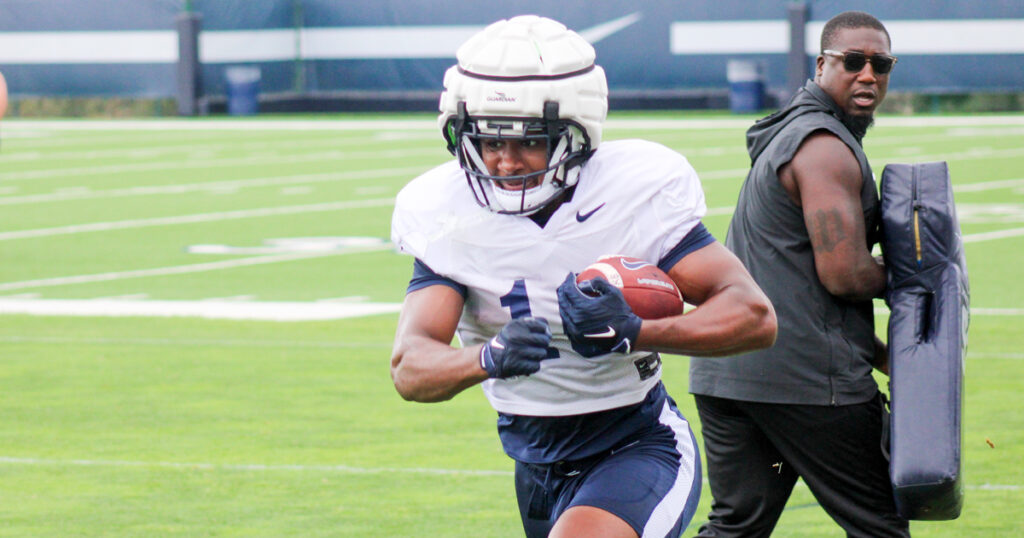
[690,11,910,537]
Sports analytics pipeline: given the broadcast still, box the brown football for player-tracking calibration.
[576,255,684,319]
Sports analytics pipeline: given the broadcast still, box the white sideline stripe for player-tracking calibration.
[968,353,1024,360]
[0,456,512,477]
[705,206,736,217]
[971,308,1024,315]
[868,128,1024,147]
[0,197,395,241]
[0,246,392,292]
[699,168,749,181]
[874,307,1024,316]
[0,457,1015,490]
[954,178,1024,193]
[0,335,391,349]
[879,146,1024,164]
[6,116,1024,133]
[2,119,441,131]
[0,133,435,163]
[0,298,402,321]
[964,227,1024,243]
[0,147,443,181]
[0,166,424,206]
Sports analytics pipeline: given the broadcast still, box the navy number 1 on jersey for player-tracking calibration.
[500,279,559,358]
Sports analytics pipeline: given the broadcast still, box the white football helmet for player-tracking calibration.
[438,15,609,215]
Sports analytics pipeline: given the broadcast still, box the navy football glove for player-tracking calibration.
[557,273,642,357]
[480,317,553,379]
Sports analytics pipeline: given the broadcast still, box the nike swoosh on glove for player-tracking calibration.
[556,273,642,358]
[480,317,553,379]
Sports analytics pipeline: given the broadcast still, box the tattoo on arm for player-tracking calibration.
[810,209,847,253]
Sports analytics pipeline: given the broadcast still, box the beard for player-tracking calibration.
[846,113,875,140]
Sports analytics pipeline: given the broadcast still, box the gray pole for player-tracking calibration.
[176,11,202,116]
[786,1,810,102]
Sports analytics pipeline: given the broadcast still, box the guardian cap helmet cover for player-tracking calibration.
[438,15,609,215]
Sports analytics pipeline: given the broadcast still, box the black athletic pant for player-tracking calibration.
[693,393,909,538]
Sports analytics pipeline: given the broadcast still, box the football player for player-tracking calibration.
[390,15,776,538]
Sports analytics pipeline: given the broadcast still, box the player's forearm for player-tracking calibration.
[635,284,776,356]
[819,253,886,301]
[390,339,488,403]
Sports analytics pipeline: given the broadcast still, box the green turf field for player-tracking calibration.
[1,112,1022,537]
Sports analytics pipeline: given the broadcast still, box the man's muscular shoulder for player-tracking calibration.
[778,130,859,206]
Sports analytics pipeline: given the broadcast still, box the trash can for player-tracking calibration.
[727,60,764,114]
[225,66,261,116]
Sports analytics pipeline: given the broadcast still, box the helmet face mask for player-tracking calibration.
[437,15,609,216]
[444,104,594,215]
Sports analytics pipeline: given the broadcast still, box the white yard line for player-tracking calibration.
[0,166,424,206]
[0,456,513,477]
[0,297,402,321]
[0,245,392,292]
[868,130,1024,147]
[0,197,395,241]
[968,353,1024,360]
[1,119,442,131]
[0,456,1015,490]
[3,129,248,151]
[964,227,1024,243]
[705,206,736,217]
[874,307,1024,316]
[698,168,749,181]
[1,132,414,163]
[954,178,1024,193]
[876,146,1024,164]
[874,116,1024,128]
[0,335,391,349]
[1,147,443,181]
[971,308,1024,315]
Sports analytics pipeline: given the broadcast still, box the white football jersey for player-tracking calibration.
[391,139,707,416]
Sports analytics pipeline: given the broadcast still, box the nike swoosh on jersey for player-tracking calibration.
[575,203,606,222]
[584,326,617,338]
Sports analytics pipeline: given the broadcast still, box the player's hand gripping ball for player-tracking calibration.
[576,255,684,319]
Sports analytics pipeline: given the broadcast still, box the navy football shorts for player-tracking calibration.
[514,397,701,538]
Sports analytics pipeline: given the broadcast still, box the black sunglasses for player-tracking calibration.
[822,49,898,75]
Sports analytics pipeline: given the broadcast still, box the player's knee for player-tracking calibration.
[549,506,638,538]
